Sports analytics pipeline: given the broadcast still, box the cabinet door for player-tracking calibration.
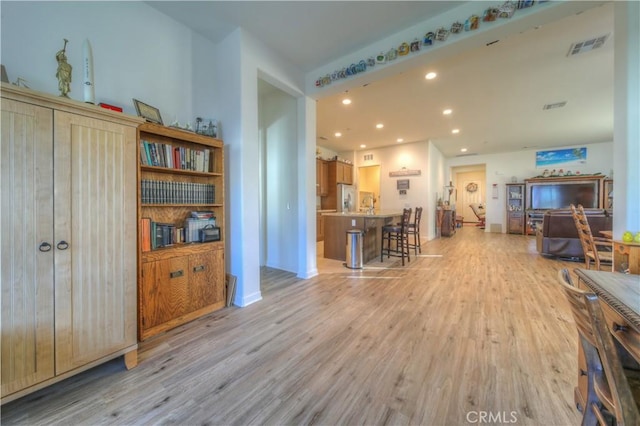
[189,248,225,312]
[140,256,190,330]
[343,164,353,185]
[1,99,55,397]
[320,160,329,195]
[53,111,137,374]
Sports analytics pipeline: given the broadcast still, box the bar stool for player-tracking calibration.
[407,207,423,254]
[381,208,411,266]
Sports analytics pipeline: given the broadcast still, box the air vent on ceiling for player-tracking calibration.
[317,136,328,141]
[567,34,609,56]
[455,153,477,157]
[543,101,567,110]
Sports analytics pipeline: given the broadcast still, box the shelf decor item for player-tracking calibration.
[133,98,163,124]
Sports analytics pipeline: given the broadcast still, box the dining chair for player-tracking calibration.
[557,269,640,425]
[381,208,411,266]
[407,206,423,254]
[570,204,613,271]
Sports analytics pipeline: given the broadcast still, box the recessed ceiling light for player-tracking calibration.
[376,123,384,129]
[360,144,366,148]
[460,148,468,152]
[443,109,452,115]
[396,138,404,143]
[425,72,437,80]
[342,98,352,105]
[334,132,342,137]
[452,129,460,134]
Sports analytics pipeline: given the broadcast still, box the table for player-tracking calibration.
[573,269,640,412]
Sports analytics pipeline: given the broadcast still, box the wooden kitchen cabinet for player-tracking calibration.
[1,83,140,404]
[137,123,226,340]
[316,159,328,196]
[328,160,353,185]
[316,212,325,241]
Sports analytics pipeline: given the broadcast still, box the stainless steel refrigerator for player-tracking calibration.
[337,184,356,212]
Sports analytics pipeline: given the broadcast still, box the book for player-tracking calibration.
[140,218,151,252]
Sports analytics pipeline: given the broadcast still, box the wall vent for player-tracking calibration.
[455,153,478,157]
[363,154,373,161]
[543,101,567,110]
[567,34,609,56]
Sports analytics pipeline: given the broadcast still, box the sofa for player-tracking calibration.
[536,208,612,259]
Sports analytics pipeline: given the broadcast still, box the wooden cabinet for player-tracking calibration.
[441,209,456,237]
[613,240,640,274]
[328,160,353,185]
[316,212,325,241]
[137,123,225,341]
[506,183,525,234]
[603,179,613,209]
[316,159,328,196]
[1,84,139,404]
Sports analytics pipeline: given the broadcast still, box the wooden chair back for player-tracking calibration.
[570,204,612,270]
[557,269,640,425]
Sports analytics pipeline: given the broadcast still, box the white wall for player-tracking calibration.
[1,1,195,125]
[447,141,614,231]
[259,87,299,273]
[215,28,314,305]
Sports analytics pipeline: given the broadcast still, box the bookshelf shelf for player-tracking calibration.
[137,122,226,341]
[141,165,223,177]
[141,203,222,207]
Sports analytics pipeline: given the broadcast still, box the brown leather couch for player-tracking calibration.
[536,208,612,259]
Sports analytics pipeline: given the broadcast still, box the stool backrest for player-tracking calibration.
[401,208,412,231]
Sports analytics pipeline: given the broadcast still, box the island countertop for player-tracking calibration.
[321,210,403,218]
[322,211,403,263]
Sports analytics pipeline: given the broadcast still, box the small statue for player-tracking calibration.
[55,39,72,98]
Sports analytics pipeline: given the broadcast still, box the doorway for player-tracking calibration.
[257,79,298,274]
[357,165,380,211]
[452,166,486,226]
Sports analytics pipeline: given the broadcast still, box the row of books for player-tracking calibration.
[140,217,218,251]
[140,139,213,173]
[141,179,215,204]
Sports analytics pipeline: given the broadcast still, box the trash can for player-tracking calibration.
[345,229,363,269]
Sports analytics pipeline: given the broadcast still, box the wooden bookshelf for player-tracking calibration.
[137,122,226,340]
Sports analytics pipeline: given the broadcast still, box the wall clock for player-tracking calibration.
[466,182,478,193]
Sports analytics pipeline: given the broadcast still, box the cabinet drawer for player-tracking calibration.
[599,300,640,362]
[141,256,190,329]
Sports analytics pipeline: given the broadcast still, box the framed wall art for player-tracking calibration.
[133,98,163,125]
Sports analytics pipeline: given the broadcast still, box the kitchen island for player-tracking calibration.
[322,211,403,263]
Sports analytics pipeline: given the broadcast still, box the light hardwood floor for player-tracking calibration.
[2,227,583,425]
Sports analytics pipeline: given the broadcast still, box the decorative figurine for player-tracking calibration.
[56,39,72,98]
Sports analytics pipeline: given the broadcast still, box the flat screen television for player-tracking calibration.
[528,181,600,210]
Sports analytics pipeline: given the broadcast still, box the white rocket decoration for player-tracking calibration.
[82,39,95,104]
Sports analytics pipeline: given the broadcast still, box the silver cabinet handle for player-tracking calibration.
[193,265,206,273]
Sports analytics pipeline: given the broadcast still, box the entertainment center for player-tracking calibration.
[524,175,607,235]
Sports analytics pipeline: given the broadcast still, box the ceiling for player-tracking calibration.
[147,1,614,158]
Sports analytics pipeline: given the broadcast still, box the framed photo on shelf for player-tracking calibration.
[133,99,163,125]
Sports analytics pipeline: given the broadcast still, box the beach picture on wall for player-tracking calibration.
[535,147,586,168]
